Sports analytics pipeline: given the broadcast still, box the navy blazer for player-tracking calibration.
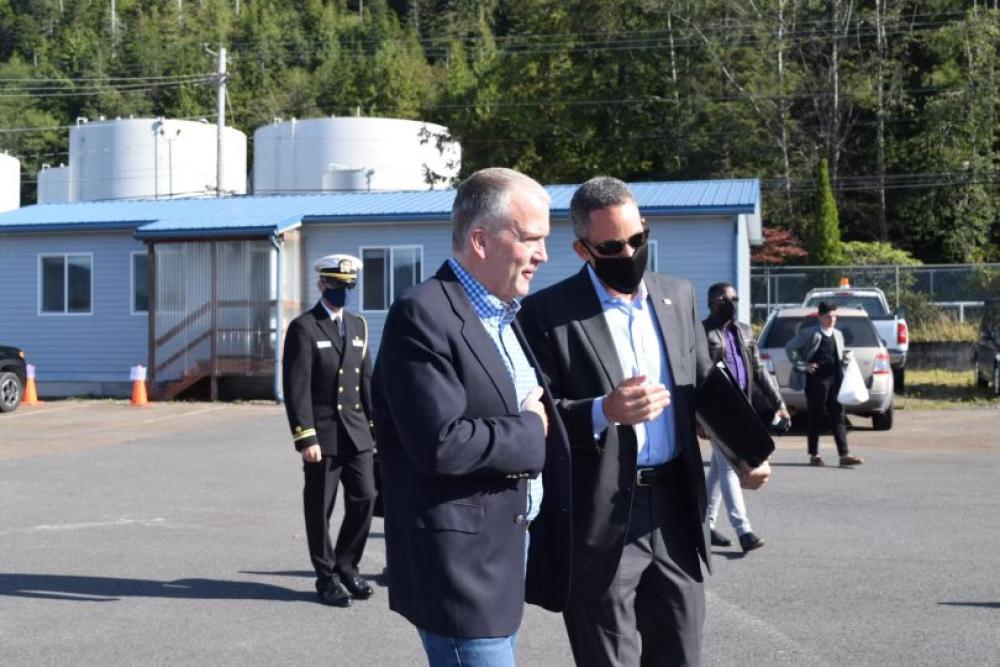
[519,267,713,600]
[372,262,572,638]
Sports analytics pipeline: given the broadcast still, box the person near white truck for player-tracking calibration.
[802,280,908,391]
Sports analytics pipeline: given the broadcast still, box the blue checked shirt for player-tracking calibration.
[448,258,544,521]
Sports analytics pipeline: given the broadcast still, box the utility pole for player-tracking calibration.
[206,45,227,197]
[110,0,117,56]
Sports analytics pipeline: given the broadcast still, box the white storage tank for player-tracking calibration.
[37,164,72,204]
[69,117,247,201]
[253,116,461,194]
[0,151,21,211]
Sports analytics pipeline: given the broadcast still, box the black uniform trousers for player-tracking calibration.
[303,448,376,588]
[563,459,705,667]
[804,367,849,456]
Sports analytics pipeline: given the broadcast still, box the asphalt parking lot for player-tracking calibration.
[2,401,998,665]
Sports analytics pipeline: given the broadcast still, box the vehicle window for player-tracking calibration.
[759,315,879,348]
[984,301,1000,339]
[804,295,886,317]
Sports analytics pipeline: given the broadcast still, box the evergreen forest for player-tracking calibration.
[0,0,997,262]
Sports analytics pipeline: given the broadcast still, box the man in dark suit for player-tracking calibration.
[282,254,376,608]
[703,282,785,553]
[519,176,769,666]
[373,167,572,666]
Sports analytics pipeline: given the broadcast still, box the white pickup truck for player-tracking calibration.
[802,283,909,391]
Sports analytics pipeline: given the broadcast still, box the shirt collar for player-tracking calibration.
[585,263,648,307]
[319,300,342,321]
[448,257,521,323]
[820,326,835,336]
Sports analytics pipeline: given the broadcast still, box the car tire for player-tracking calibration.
[0,371,23,413]
[871,404,894,431]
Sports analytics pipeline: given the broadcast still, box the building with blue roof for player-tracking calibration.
[0,179,761,399]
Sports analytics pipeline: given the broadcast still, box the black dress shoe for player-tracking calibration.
[340,573,374,600]
[710,528,732,547]
[317,581,351,607]
[739,532,765,553]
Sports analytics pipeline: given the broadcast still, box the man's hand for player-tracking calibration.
[521,386,549,436]
[805,362,819,374]
[776,407,791,421]
[301,444,322,463]
[603,375,670,426]
[737,460,771,490]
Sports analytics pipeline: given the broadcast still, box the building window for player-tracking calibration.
[132,252,149,314]
[39,253,93,314]
[360,246,423,312]
[648,240,659,272]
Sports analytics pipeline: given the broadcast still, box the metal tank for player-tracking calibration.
[0,151,21,211]
[36,164,71,204]
[69,117,247,201]
[252,116,461,194]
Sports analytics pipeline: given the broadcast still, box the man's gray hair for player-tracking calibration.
[451,167,549,251]
[569,176,636,239]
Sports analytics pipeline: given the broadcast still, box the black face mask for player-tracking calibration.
[715,300,736,323]
[322,286,348,307]
[586,242,649,294]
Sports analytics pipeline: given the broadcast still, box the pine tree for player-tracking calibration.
[808,159,844,265]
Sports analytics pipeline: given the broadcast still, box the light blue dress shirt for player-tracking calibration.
[448,258,544,521]
[587,265,677,465]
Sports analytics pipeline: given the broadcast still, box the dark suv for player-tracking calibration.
[974,298,1000,396]
[0,345,27,412]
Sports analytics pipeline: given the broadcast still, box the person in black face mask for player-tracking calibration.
[519,176,771,666]
[702,282,787,554]
[281,253,378,608]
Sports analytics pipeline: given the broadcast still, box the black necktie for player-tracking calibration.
[331,317,341,340]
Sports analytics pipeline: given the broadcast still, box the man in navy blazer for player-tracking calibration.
[519,176,769,666]
[372,167,572,666]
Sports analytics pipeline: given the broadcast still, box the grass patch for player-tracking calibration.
[897,369,999,410]
[908,319,979,343]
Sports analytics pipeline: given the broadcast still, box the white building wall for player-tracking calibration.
[37,165,72,204]
[253,117,460,194]
[69,118,247,201]
[0,152,20,212]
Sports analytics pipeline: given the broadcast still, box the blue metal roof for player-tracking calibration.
[0,179,759,239]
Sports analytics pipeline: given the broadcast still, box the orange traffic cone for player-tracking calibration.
[130,365,149,407]
[23,363,42,405]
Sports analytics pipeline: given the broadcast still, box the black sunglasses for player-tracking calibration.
[712,295,740,303]
[583,228,650,256]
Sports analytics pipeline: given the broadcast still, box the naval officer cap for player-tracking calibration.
[314,254,363,288]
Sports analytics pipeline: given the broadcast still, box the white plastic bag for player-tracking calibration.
[837,357,869,406]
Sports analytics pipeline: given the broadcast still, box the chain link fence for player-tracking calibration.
[750,263,1000,325]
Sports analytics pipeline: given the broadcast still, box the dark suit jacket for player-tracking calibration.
[703,315,784,411]
[281,302,374,455]
[372,262,572,638]
[519,267,713,600]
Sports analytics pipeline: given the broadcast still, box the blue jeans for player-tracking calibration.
[416,531,528,666]
[418,629,519,667]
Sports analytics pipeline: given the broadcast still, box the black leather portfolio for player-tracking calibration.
[696,363,775,468]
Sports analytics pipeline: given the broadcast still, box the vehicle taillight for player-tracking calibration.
[897,321,908,345]
[873,351,891,375]
[760,353,775,374]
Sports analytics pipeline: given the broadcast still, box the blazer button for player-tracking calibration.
[514,514,526,525]
[338,387,344,393]
[355,367,360,373]
[338,369,344,375]
[354,403,360,409]
[337,404,343,411]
